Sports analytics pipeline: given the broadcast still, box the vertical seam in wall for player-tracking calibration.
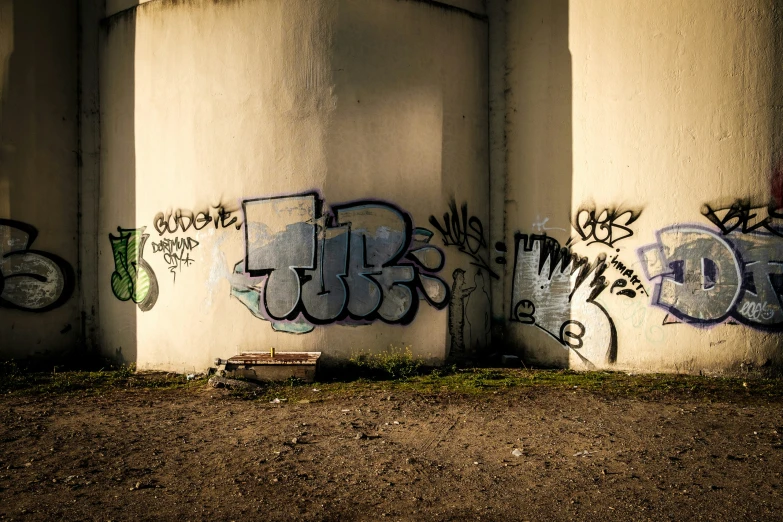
[76,0,84,351]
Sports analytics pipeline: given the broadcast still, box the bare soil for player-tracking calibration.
[1,378,783,521]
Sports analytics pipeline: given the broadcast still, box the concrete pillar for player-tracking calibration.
[504,0,783,372]
[99,0,489,370]
[0,0,80,360]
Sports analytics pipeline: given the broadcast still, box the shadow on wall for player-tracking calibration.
[100,9,142,366]
[0,0,81,360]
[772,1,783,209]
[505,0,578,368]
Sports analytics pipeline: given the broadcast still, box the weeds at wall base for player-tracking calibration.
[0,359,200,395]
[3,355,783,405]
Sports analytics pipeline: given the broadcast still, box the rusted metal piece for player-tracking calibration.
[215,351,321,383]
[224,352,321,365]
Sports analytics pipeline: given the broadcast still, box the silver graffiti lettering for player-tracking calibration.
[231,193,449,333]
[509,233,617,366]
[0,220,74,312]
[638,225,783,328]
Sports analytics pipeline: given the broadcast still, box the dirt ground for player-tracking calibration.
[1,376,783,521]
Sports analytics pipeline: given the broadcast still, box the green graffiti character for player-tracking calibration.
[109,227,159,312]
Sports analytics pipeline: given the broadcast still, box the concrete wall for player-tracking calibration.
[99,0,489,371]
[503,0,783,372]
[6,0,783,375]
[0,0,80,359]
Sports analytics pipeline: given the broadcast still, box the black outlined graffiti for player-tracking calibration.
[109,227,159,312]
[509,233,617,366]
[0,219,74,312]
[494,241,507,265]
[608,255,648,298]
[429,200,499,280]
[701,200,783,237]
[638,225,783,329]
[465,269,491,353]
[151,237,199,282]
[230,192,450,334]
[572,206,642,247]
[153,203,242,236]
[448,268,475,356]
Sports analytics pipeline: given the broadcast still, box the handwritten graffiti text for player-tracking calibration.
[429,200,498,279]
[151,237,199,282]
[153,204,242,236]
[572,206,641,247]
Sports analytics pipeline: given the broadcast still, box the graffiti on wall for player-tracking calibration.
[109,227,159,312]
[638,225,783,329]
[608,255,648,298]
[429,201,499,280]
[0,219,74,312]
[572,206,641,248]
[701,200,783,237]
[153,203,242,236]
[151,237,199,282]
[448,268,491,357]
[509,233,617,366]
[230,193,449,334]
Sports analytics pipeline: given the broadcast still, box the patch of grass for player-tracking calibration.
[0,360,204,395]
[342,346,425,380]
[3,360,783,405]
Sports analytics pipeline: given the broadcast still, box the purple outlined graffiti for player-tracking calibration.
[638,225,783,329]
[230,192,450,334]
[0,219,74,312]
[509,233,617,366]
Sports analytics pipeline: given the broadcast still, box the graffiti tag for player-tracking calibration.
[429,201,499,280]
[608,255,648,298]
[572,206,641,247]
[151,237,199,282]
[701,200,783,237]
[153,204,242,236]
[109,227,159,311]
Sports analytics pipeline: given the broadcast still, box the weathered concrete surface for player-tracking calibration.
[98,0,488,371]
[503,0,783,373]
[0,0,80,358]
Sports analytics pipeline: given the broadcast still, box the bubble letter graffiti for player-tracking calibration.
[0,219,74,312]
[231,193,449,333]
[638,225,783,329]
